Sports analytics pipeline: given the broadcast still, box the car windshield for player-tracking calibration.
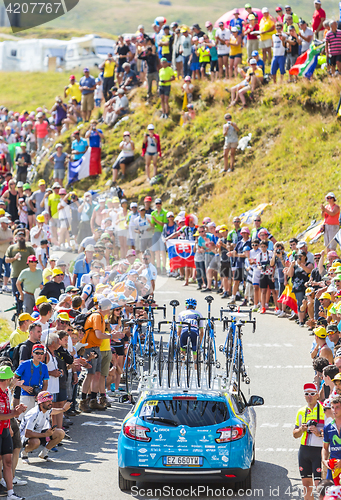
[139,399,229,427]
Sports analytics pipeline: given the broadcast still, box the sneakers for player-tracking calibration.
[201,288,212,293]
[7,493,24,500]
[89,398,106,411]
[221,292,229,299]
[21,452,29,464]
[38,450,53,462]
[259,308,266,314]
[99,396,110,408]
[278,311,286,318]
[13,478,27,486]
[229,299,236,305]
[2,286,10,293]
[79,398,92,413]
[274,308,280,315]
[240,299,248,307]
[289,313,298,321]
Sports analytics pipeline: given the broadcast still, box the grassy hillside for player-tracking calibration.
[1,69,341,247]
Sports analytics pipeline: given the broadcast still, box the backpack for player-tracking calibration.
[70,310,103,344]
[79,283,95,311]
[1,342,23,370]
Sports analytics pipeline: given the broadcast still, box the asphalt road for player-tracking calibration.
[0,275,314,500]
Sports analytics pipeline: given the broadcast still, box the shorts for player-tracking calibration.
[113,156,134,169]
[329,54,341,66]
[100,349,112,377]
[49,217,59,228]
[145,152,157,156]
[224,141,238,150]
[55,388,67,402]
[20,395,36,414]
[208,255,220,272]
[111,342,124,356]
[233,267,244,282]
[259,274,275,290]
[0,428,13,456]
[59,218,70,230]
[28,142,37,152]
[151,232,165,252]
[84,346,102,374]
[298,445,322,480]
[200,61,209,69]
[139,237,152,253]
[176,55,182,63]
[286,53,298,71]
[161,53,172,62]
[230,53,242,60]
[11,418,21,450]
[271,55,286,75]
[23,436,47,448]
[220,264,231,279]
[190,62,200,71]
[53,169,65,180]
[210,60,219,72]
[159,85,171,96]
[259,38,272,49]
[217,52,229,58]
[180,328,199,352]
[81,93,95,113]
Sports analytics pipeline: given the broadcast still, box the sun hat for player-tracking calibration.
[37,391,53,404]
[0,366,14,380]
[51,268,64,277]
[19,313,35,321]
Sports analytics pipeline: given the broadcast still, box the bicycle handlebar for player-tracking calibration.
[133,305,166,318]
[223,317,256,333]
[158,320,193,332]
[220,307,253,321]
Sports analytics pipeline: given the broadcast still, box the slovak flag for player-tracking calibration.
[68,147,101,185]
[166,238,195,271]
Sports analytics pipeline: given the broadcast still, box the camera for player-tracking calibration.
[32,385,41,397]
[276,249,281,254]
[71,194,76,200]
[306,420,318,433]
[261,264,267,272]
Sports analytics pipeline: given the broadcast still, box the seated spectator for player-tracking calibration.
[121,63,138,91]
[103,89,129,126]
[229,59,263,109]
[251,50,265,74]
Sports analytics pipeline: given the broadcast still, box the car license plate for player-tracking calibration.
[163,456,203,467]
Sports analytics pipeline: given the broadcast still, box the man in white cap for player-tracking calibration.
[259,7,275,65]
[142,124,161,182]
[127,202,139,250]
[312,0,326,39]
[321,192,340,251]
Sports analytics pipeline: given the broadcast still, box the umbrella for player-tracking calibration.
[215,8,263,27]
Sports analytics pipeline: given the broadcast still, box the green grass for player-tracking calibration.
[0,318,13,343]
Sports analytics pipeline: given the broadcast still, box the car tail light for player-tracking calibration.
[225,475,236,478]
[173,396,197,400]
[123,419,151,442]
[130,473,141,477]
[215,425,246,443]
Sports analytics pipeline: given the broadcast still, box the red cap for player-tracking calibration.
[32,344,44,353]
[69,75,76,80]
[144,196,152,202]
[303,383,317,393]
[275,6,283,11]
[27,255,38,264]
[37,391,53,404]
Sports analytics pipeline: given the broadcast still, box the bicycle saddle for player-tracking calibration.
[204,295,214,303]
[170,300,180,307]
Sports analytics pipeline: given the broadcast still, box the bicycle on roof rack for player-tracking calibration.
[220,304,256,392]
[200,295,221,388]
[122,316,145,395]
[158,299,180,388]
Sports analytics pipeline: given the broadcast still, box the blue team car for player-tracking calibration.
[117,388,264,491]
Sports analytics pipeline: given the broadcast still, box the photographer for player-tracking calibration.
[256,240,275,314]
[15,344,49,415]
[222,114,239,173]
[138,45,158,99]
[293,383,324,500]
[270,241,287,312]
[112,131,135,184]
[288,250,310,326]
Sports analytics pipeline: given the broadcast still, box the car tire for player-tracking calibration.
[251,444,255,466]
[234,468,251,491]
[118,469,136,491]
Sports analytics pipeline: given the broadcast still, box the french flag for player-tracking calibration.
[166,238,195,271]
[68,147,101,185]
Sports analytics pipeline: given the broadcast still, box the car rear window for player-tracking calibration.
[139,399,229,427]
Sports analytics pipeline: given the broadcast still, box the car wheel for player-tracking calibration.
[251,444,255,466]
[234,468,251,491]
[118,469,136,491]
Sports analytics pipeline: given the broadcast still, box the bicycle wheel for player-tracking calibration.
[186,338,192,387]
[125,343,136,394]
[167,336,175,388]
[196,346,202,388]
[147,332,153,374]
[175,340,181,386]
[202,325,209,361]
[236,342,242,393]
[225,327,234,378]
[208,337,214,388]
[158,336,164,386]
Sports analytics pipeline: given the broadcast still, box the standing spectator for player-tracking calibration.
[15,143,31,183]
[0,217,12,293]
[159,25,173,63]
[29,179,46,216]
[256,239,275,314]
[229,227,251,304]
[158,59,175,119]
[271,22,287,83]
[57,189,71,249]
[48,144,68,186]
[34,112,49,152]
[321,192,340,250]
[275,6,284,22]
[217,225,231,297]
[3,180,18,222]
[244,14,260,59]
[49,97,67,135]
[312,0,326,39]
[141,250,157,292]
[189,37,200,79]
[73,245,94,287]
[39,268,65,300]
[150,198,168,273]
[115,36,132,86]
[288,250,310,326]
[222,113,239,173]
[64,75,82,105]
[85,120,103,176]
[229,27,242,79]
[293,383,324,500]
[196,37,211,79]
[325,21,341,76]
[98,53,116,101]
[138,46,158,99]
[79,68,96,122]
[142,124,162,182]
[144,196,153,215]
[259,7,275,65]
[215,21,231,79]
[135,206,153,254]
[47,182,61,248]
[71,131,88,161]
[229,8,243,35]
[284,5,299,24]
[179,28,192,77]
[112,131,135,184]
[16,256,43,314]
[285,26,300,81]
[299,20,314,53]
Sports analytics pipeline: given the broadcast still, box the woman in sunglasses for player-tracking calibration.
[108,303,126,394]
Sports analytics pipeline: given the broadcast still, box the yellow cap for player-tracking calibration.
[333,373,341,381]
[219,224,229,232]
[52,268,64,277]
[36,214,44,223]
[57,312,70,322]
[38,179,46,186]
[314,326,328,338]
[0,209,5,217]
[95,283,107,292]
[111,197,120,203]
[320,292,332,301]
[36,295,48,306]
[19,312,35,321]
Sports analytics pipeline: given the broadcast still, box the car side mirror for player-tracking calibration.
[247,395,264,407]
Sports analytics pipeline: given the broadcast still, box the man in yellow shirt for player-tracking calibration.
[99,53,116,102]
[259,7,276,65]
[159,25,173,62]
[9,313,34,347]
[158,58,175,119]
[47,183,61,247]
[64,75,82,104]
[229,59,263,109]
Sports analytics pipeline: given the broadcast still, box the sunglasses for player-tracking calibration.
[59,320,69,325]
[254,220,261,222]
[304,392,317,396]
[155,203,161,205]
[34,352,44,355]
[93,266,101,269]
[251,244,259,246]
[326,197,334,199]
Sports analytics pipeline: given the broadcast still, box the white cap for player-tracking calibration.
[147,124,154,130]
[85,244,95,252]
[0,217,10,224]
[250,58,257,64]
[56,143,63,148]
[98,298,112,310]
[326,192,336,200]
[231,26,238,32]
[167,211,174,217]
[207,221,216,227]
[297,241,307,248]
[262,7,269,12]
[130,202,138,208]
[52,182,61,189]
[314,0,321,3]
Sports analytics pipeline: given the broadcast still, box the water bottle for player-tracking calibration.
[17,253,21,261]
